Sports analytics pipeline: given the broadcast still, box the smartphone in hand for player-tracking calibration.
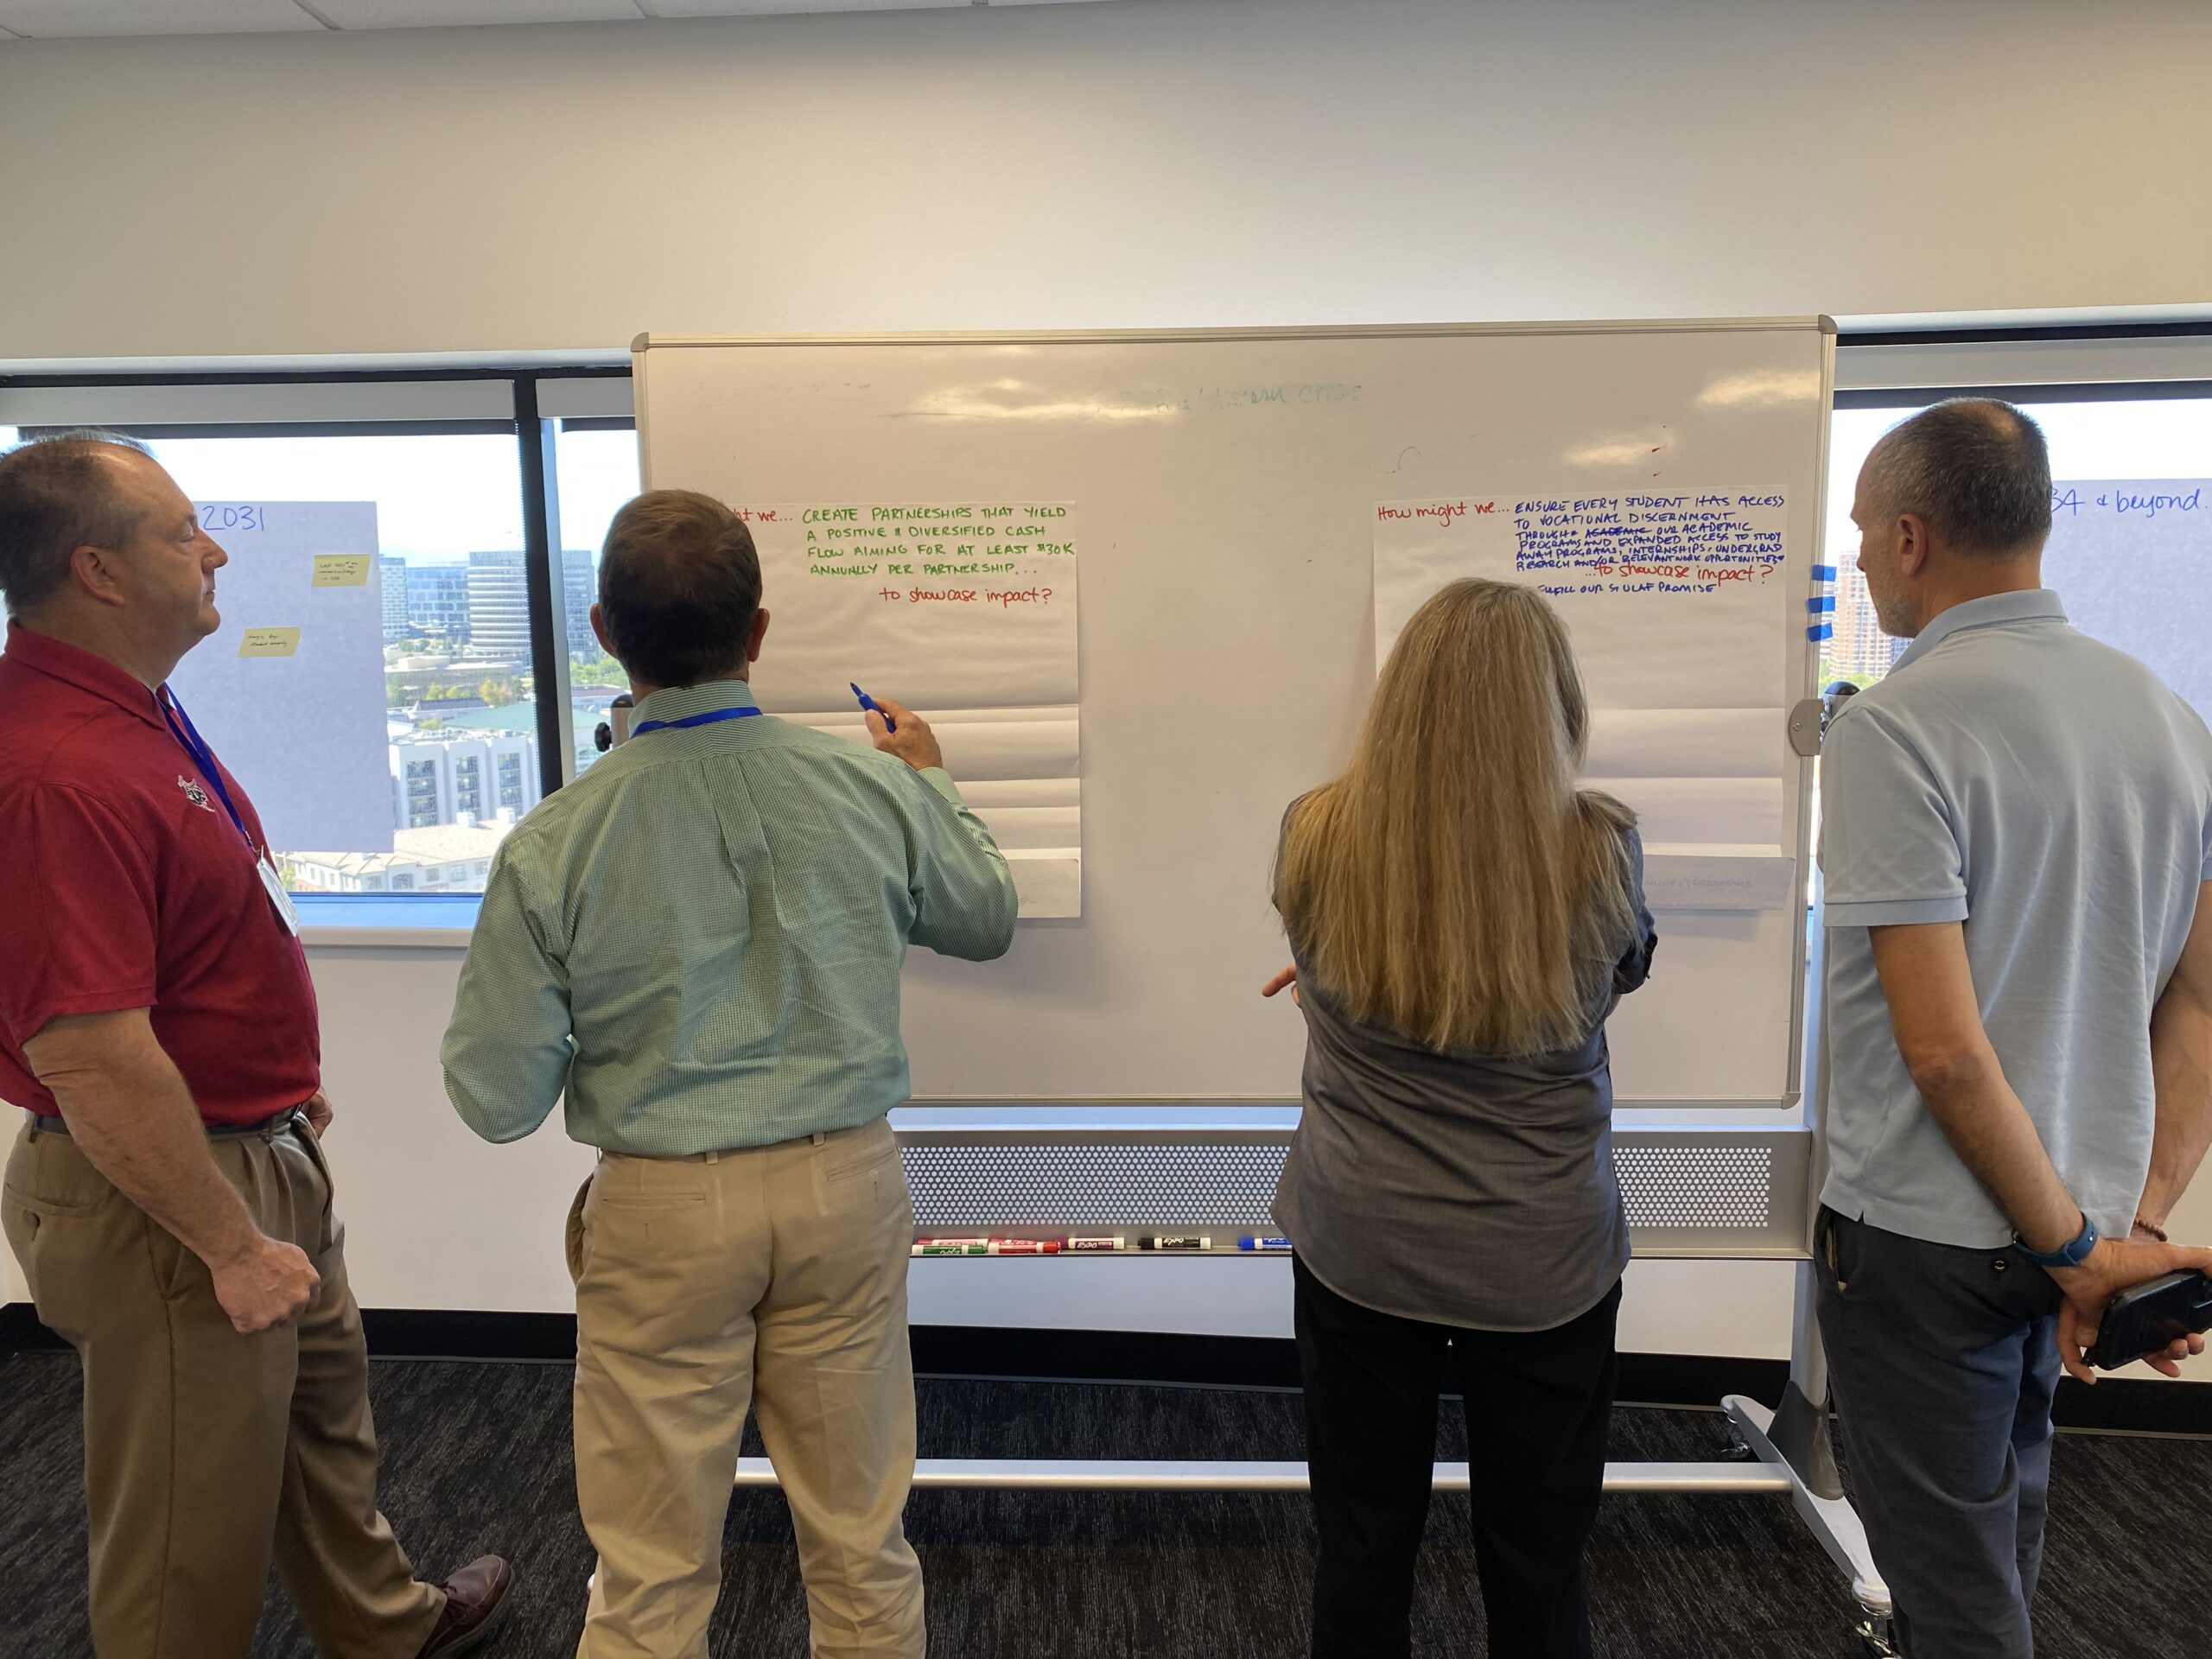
[2088,1271,2212,1371]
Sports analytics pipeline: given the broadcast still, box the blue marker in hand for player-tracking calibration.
[850,683,896,734]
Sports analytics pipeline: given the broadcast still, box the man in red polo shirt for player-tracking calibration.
[0,435,512,1659]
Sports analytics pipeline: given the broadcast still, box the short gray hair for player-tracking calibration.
[0,430,156,617]
[1863,399,2051,556]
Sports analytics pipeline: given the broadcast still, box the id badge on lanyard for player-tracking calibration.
[257,852,303,937]
[162,688,302,938]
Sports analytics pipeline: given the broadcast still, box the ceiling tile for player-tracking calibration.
[309,0,643,26]
[0,0,1112,38]
[0,0,323,35]
[644,1,1107,12]
[641,2,956,16]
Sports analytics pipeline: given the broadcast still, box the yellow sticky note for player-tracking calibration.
[312,554,372,588]
[238,627,302,658]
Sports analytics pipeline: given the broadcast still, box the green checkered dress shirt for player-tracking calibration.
[442,679,1018,1156]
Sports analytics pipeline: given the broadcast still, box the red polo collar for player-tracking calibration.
[2,620,169,731]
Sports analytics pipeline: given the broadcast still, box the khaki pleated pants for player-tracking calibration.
[569,1115,924,1659]
[1,1116,444,1659]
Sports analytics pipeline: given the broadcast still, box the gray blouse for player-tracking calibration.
[1271,830,1656,1332]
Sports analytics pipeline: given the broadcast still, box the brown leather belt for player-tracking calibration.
[27,1104,304,1141]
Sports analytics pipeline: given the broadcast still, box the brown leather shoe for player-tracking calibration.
[414,1555,514,1658]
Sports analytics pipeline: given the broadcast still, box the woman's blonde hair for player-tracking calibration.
[1274,578,1638,1055]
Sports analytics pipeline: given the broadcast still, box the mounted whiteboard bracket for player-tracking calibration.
[1788,696,1827,758]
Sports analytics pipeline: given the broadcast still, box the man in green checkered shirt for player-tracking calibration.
[442,489,1018,1659]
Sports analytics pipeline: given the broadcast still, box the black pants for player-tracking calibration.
[1294,1255,1620,1659]
[1815,1208,2063,1659]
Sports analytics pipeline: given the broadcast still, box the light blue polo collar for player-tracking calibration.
[1892,588,2067,673]
[631,678,759,729]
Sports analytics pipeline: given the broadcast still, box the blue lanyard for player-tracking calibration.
[632,705,763,737]
[159,687,260,856]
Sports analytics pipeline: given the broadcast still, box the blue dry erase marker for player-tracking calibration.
[1237,1236,1293,1252]
[850,683,896,733]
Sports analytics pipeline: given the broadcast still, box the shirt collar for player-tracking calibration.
[1891,588,2067,673]
[1,620,169,731]
[631,678,760,730]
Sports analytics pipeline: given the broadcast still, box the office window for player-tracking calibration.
[454,755,483,819]
[1824,395,2212,694]
[404,758,442,830]
[1810,373,2212,906]
[0,373,651,918]
[0,407,539,898]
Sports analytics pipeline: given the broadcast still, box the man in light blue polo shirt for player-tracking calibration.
[1819,399,2212,1658]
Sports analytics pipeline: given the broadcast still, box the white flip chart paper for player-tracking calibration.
[166,502,392,856]
[735,503,1082,918]
[2042,480,2212,720]
[1642,850,1800,912]
[1373,491,1796,906]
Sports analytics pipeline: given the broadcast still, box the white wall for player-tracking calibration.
[2,0,2210,363]
[5,0,2211,1378]
[305,943,1808,1359]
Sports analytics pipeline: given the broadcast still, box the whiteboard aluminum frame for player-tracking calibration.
[636,318,1833,350]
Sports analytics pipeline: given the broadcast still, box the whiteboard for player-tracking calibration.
[635,322,1835,1107]
[168,501,392,856]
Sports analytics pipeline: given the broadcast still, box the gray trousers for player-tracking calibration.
[1815,1208,2063,1659]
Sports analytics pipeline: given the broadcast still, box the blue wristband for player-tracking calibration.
[2014,1212,2099,1268]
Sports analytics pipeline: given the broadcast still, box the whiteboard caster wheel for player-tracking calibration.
[1853,1614,1898,1657]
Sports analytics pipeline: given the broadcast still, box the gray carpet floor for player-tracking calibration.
[1,1349,2203,1657]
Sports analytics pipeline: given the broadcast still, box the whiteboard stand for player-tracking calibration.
[1722,1286,1896,1653]
[1719,836,1897,1656]
[714,1111,1898,1654]
[630,317,1880,1639]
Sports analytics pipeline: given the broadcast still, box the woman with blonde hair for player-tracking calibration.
[1267,577,1656,1659]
